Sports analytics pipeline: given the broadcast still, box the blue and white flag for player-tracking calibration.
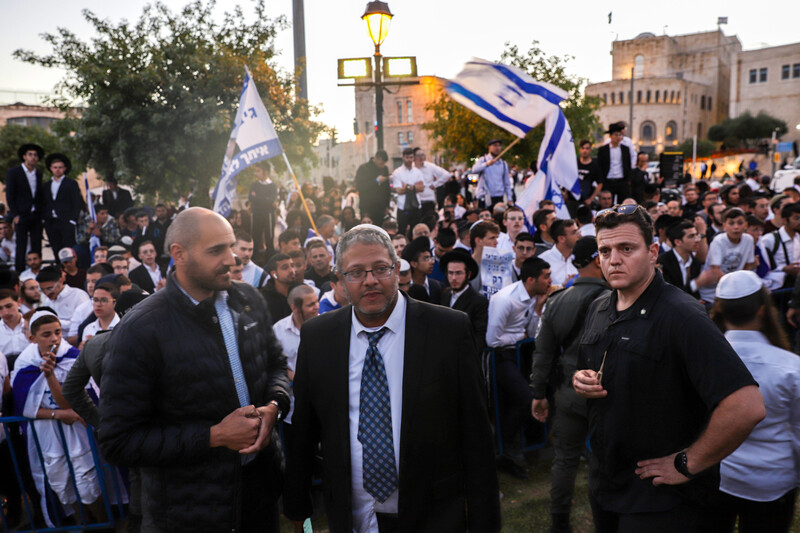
[212,67,283,216]
[446,58,569,138]
[516,108,580,221]
[84,172,101,255]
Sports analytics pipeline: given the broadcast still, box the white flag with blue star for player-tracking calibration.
[212,66,283,216]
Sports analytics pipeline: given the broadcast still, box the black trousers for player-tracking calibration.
[14,213,42,272]
[0,439,22,520]
[495,347,534,459]
[45,218,76,258]
[398,208,421,237]
[251,210,275,252]
[602,180,631,203]
[590,493,706,533]
[707,488,796,533]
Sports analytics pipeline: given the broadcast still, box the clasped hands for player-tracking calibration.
[210,404,279,454]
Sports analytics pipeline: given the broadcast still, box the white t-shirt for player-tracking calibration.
[699,233,755,302]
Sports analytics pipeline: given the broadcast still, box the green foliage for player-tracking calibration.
[676,138,716,158]
[707,111,788,148]
[422,41,601,167]
[14,0,328,205]
[0,124,81,182]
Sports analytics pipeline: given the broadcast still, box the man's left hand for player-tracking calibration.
[239,404,278,455]
[635,453,690,486]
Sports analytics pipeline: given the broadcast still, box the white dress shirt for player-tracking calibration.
[68,299,94,338]
[0,316,28,356]
[0,238,14,264]
[391,165,424,211]
[720,330,800,501]
[45,285,90,332]
[273,313,301,423]
[449,285,468,307]
[24,165,38,210]
[607,145,624,179]
[537,246,578,286]
[50,176,64,217]
[759,226,800,287]
[579,224,596,237]
[414,161,450,203]
[80,314,120,343]
[349,294,406,532]
[496,232,515,254]
[143,262,163,290]
[0,353,7,442]
[673,249,698,293]
[486,281,540,348]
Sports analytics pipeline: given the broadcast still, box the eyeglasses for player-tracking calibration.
[92,297,116,304]
[341,264,395,282]
[418,255,435,263]
[596,204,643,218]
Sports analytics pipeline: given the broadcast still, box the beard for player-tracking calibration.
[186,255,232,293]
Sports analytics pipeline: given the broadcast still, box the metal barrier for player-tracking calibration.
[487,338,548,457]
[0,416,126,532]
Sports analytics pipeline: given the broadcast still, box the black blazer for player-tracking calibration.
[128,263,167,294]
[102,188,134,217]
[284,295,501,533]
[5,165,43,218]
[42,177,83,223]
[658,250,701,298]
[440,285,489,353]
[597,143,632,182]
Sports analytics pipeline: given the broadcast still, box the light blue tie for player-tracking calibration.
[214,294,250,407]
[358,327,398,503]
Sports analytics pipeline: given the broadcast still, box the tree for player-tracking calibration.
[707,111,788,149]
[422,41,601,168]
[14,0,328,205]
[0,124,79,181]
[676,138,716,159]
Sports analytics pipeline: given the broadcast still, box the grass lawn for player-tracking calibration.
[282,448,800,532]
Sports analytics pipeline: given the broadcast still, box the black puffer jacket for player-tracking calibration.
[99,275,290,531]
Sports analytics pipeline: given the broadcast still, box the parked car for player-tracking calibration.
[772,158,800,193]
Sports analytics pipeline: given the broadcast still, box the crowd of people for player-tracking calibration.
[0,131,797,533]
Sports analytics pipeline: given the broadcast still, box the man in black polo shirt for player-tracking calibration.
[573,204,764,532]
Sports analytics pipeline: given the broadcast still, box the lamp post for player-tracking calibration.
[362,1,393,151]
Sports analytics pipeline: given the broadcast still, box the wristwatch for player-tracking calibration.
[673,451,698,479]
[268,400,284,422]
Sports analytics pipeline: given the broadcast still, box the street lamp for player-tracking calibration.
[362,1,392,151]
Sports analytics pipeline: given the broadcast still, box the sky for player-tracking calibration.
[1,0,798,142]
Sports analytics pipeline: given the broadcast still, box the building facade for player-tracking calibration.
[585,30,741,154]
[730,42,800,146]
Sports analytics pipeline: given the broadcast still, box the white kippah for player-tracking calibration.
[351,223,390,239]
[30,310,58,327]
[399,259,411,273]
[715,270,763,300]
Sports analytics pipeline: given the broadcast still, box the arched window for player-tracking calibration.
[611,92,616,105]
[637,90,642,103]
[634,55,644,78]
[670,90,675,103]
[707,96,712,111]
[646,90,651,103]
[603,93,607,104]
[641,121,656,141]
[665,121,678,141]
[619,91,624,104]
[701,95,706,110]
[655,90,660,103]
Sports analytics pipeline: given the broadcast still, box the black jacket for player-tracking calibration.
[260,280,292,325]
[597,143,632,183]
[42,177,82,223]
[354,159,390,218]
[99,276,290,531]
[101,188,134,217]
[657,250,701,299]
[5,165,43,218]
[440,285,489,353]
[128,263,168,294]
[284,295,501,532]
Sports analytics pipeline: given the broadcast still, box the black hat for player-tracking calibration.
[402,236,432,264]
[116,288,149,317]
[487,138,502,147]
[440,248,479,281]
[572,236,599,269]
[45,153,72,175]
[605,122,624,134]
[18,143,44,161]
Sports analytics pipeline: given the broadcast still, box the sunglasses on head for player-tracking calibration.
[596,204,643,218]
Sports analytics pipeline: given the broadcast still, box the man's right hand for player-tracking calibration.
[787,307,799,328]
[531,398,549,422]
[210,405,261,451]
[13,216,19,224]
[377,176,389,184]
[573,370,608,399]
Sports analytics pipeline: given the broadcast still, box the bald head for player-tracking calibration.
[166,207,231,253]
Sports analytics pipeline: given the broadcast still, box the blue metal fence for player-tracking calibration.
[0,416,126,532]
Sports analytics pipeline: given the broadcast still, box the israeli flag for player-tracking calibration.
[84,172,101,255]
[516,108,580,221]
[212,67,283,216]
[446,58,569,138]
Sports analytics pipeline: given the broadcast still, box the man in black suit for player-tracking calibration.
[284,224,500,533]
[439,249,489,354]
[128,239,168,293]
[657,220,716,299]
[42,153,83,258]
[5,144,44,272]
[596,123,633,202]
[101,175,134,217]
[355,150,391,224]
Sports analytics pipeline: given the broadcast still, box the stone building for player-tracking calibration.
[354,75,446,168]
[585,30,741,154]
[730,42,800,146]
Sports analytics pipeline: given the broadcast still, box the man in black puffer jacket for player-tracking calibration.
[99,207,291,532]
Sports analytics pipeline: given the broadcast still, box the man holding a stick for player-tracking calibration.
[472,139,514,209]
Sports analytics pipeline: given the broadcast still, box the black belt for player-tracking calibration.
[375,512,399,533]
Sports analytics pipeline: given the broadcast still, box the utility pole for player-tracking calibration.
[292,0,308,100]
[629,67,634,143]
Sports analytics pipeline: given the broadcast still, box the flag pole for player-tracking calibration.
[488,136,522,164]
[281,152,320,237]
